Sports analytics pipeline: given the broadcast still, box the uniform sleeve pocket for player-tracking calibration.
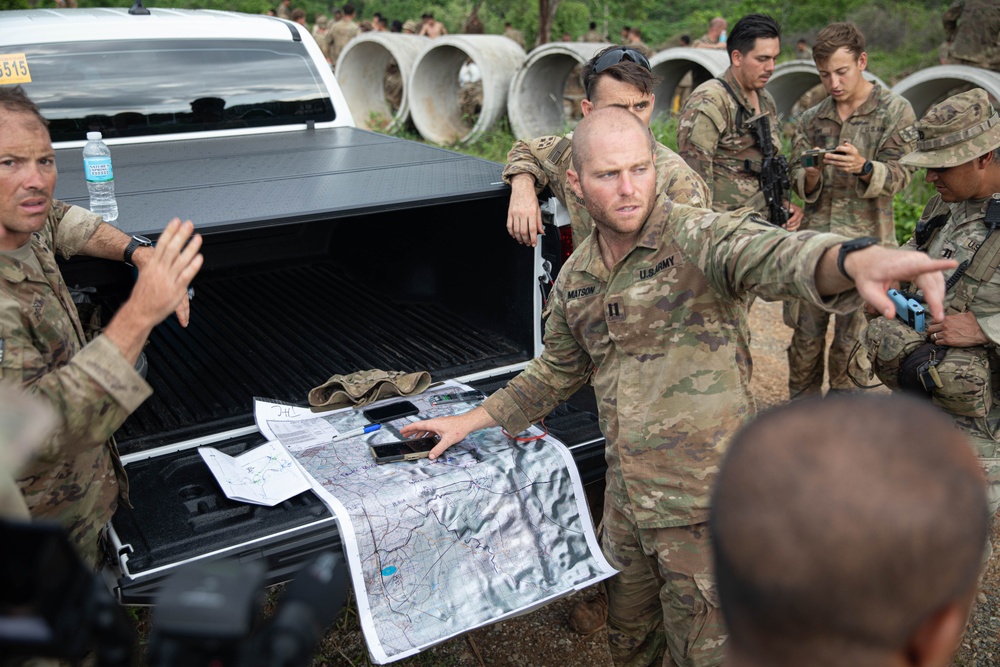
[0,332,24,383]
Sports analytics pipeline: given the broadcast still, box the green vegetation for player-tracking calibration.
[1,0,949,78]
[894,179,936,245]
[389,112,932,245]
[0,0,951,239]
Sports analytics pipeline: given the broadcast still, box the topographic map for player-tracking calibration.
[282,382,615,664]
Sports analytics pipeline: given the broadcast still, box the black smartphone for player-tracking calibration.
[800,148,845,168]
[362,400,419,424]
[370,436,440,464]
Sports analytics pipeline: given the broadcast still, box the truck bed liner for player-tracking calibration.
[116,262,525,454]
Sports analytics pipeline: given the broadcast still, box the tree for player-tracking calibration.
[537,0,561,45]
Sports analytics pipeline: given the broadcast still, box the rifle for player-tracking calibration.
[743,110,790,228]
[717,79,790,227]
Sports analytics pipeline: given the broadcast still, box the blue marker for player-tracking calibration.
[331,423,381,442]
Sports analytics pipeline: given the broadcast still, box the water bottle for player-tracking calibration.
[719,29,727,44]
[83,131,119,223]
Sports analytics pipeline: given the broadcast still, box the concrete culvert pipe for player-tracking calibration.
[649,48,729,119]
[409,35,526,144]
[336,33,428,133]
[892,65,1000,119]
[766,61,887,121]
[507,42,610,140]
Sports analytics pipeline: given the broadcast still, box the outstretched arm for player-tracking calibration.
[816,244,957,323]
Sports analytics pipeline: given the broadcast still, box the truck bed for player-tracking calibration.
[50,126,608,603]
[116,260,527,454]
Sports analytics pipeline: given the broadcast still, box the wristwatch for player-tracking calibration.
[124,235,153,267]
[857,160,873,177]
[837,236,879,280]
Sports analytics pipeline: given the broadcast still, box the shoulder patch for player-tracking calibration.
[534,136,557,151]
[545,137,572,167]
[899,124,919,144]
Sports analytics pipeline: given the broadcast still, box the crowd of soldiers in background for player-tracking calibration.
[263,0,998,131]
[266,1,1000,76]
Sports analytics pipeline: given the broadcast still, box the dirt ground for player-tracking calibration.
[307,300,999,666]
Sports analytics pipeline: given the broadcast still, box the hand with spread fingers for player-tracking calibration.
[128,218,203,328]
[103,218,203,363]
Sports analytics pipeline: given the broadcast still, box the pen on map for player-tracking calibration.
[331,424,381,441]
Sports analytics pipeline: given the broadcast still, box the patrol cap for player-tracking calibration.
[402,19,419,33]
[899,88,1000,169]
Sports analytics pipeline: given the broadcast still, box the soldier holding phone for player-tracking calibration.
[787,22,917,399]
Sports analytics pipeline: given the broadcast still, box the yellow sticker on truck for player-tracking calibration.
[0,54,31,84]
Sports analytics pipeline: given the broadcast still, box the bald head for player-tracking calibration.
[571,106,654,175]
[712,395,988,667]
[709,17,727,37]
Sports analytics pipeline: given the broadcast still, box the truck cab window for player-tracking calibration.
[14,39,336,142]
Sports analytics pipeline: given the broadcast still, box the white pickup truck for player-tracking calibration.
[0,7,604,603]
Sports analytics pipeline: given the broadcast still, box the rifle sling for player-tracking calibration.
[717,79,753,131]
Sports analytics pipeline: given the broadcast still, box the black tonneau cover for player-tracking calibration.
[52,127,507,236]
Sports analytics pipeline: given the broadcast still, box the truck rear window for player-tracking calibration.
[11,38,336,142]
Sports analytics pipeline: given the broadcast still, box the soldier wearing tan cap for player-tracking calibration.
[863,87,1000,517]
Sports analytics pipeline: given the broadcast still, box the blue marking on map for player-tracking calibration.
[381,566,397,577]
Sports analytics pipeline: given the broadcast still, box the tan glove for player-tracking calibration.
[308,369,432,409]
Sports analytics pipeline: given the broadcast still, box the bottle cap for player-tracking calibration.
[86,131,102,141]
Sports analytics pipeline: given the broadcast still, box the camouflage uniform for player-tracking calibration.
[503,26,525,49]
[384,61,403,112]
[481,196,858,666]
[0,202,151,568]
[503,137,711,247]
[786,84,917,397]
[626,40,654,59]
[895,194,1000,513]
[677,67,782,221]
[867,89,1000,513]
[941,0,1000,71]
[582,29,605,43]
[692,34,721,48]
[324,18,360,71]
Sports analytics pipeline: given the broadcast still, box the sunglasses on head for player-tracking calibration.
[592,47,652,74]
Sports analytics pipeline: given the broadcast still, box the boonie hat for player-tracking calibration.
[899,88,1000,169]
[402,19,419,33]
